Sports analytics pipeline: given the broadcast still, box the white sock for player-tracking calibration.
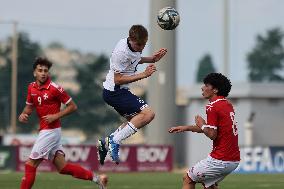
[113,122,138,144]
[111,123,125,137]
[93,174,99,183]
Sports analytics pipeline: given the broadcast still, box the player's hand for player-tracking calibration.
[18,113,29,123]
[195,115,206,128]
[144,64,157,77]
[152,48,167,62]
[168,126,185,133]
[42,114,59,124]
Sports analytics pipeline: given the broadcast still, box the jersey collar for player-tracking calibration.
[209,96,226,103]
[33,77,51,90]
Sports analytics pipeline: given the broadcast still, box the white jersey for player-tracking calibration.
[103,38,142,91]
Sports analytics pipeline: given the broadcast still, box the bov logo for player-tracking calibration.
[137,147,168,162]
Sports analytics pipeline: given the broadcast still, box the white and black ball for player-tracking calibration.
[157,7,180,30]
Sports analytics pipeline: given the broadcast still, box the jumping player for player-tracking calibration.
[168,73,240,189]
[18,57,108,189]
[98,25,167,164]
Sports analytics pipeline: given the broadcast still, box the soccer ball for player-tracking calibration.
[157,7,180,30]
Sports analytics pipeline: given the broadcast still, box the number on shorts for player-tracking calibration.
[230,112,238,136]
[138,99,144,104]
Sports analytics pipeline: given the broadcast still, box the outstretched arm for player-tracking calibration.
[114,64,157,85]
[18,105,34,123]
[139,48,167,64]
[42,100,77,124]
[168,125,203,133]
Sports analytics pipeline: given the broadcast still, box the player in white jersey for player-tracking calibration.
[98,25,167,164]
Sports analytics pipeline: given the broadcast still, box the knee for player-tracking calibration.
[183,173,195,185]
[148,111,155,121]
[25,159,40,168]
[144,110,155,123]
[53,153,67,173]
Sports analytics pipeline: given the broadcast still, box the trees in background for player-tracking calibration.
[2,27,283,135]
[247,28,284,82]
[0,32,42,133]
[196,53,216,82]
[62,55,120,136]
[0,33,119,136]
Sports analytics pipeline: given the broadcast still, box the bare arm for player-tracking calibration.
[168,125,203,133]
[114,64,156,85]
[139,48,167,64]
[169,116,218,140]
[201,127,217,140]
[42,100,77,124]
[18,105,34,123]
[139,57,155,63]
[195,115,217,140]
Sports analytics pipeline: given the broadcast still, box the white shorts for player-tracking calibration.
[29,128,64,161]
[188,156,239,188]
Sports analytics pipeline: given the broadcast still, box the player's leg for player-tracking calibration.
[112,122,128,135]
[126,106,155,128]
[53,152,108,188]
[20,128,56,189]
[107,108,154,164]
[20,158,43,189]
[106,107,154,163]
[182,173,196,189]
[97,122,128,165]
[102,89,153,164]
[112,106,154,143]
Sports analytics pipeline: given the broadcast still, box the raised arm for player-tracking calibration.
[114,64,157,85]
[139,48,167,64]
[168,125,203,133]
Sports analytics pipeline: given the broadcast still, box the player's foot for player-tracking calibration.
[107,135,120,164]
[93,174,108,189]
[97,138,108,165]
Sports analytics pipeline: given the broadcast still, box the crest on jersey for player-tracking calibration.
[43,93,49,100]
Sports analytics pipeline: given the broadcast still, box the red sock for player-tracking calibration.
[20,164,37,189]
[59,163,93,180]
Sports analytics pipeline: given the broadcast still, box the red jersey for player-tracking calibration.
[26,78,71,131]
[206,96,240,161]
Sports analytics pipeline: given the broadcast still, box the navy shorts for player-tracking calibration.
[103,88,148,117]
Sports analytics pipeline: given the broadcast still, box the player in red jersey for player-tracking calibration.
[169,73,240,189]
[18,57,108,189]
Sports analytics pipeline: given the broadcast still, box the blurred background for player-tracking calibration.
[1,0,284,186]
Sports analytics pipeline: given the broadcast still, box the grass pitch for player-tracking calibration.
[0,172,284,189]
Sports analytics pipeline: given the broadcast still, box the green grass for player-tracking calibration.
[0,172,284,189]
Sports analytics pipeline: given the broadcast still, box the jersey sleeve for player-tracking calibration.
[206,105,218,128]
[54,85,72,105]
[110,52,130,73]
[26,84,33,105]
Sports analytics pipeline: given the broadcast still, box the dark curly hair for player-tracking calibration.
[203,73,232,97]
[33,57,52,70]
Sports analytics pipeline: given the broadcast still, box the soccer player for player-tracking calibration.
[168,73,240,189]
[18,57,108,189]
[98,25,167,164]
